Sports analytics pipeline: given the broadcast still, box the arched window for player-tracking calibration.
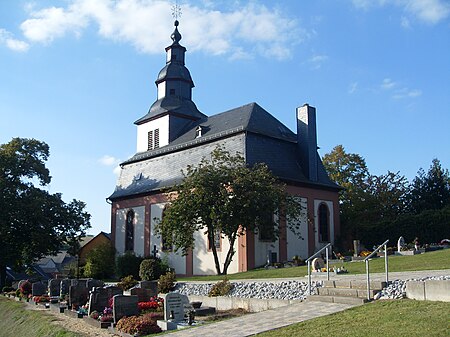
[125,209,135,252]
[318,203,329,242]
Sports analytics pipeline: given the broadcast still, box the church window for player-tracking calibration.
[161,207,172,252]
[208,230,221,250]
[259,212,275,242]
[125,209,135,252]
[318,203,330,242]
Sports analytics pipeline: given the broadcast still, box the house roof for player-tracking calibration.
[109,103,339,200]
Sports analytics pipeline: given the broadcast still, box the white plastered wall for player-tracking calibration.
[286,197,309,260]
[314,199,334,251]
[115,206,145,256]
[192,230,239,275]
[253,214,280,268]
[150,203,186,275]
[136,115,169,152]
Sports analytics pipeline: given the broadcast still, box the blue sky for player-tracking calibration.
[1,0,449,235]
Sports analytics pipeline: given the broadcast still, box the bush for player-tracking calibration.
[139,258,165,281]
[116,315,162,336]
[157,271,176,294]
[19,280,32,296]
[83,243,116,279]
[208,279,232,297]
[117,275,138,291]
[116,252,144,279]
[2,286,14,293]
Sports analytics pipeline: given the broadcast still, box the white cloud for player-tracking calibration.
[380,77,421,99]
[0,28,30,52]
[16,0,304,60]
[308,54,328,69]
[98,154,120,166]
[352,0,450,25]
[348,81,358,94]
[381,78,396,90]
[401,16,411,28]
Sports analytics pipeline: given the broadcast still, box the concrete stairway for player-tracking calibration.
[308,279,387,305]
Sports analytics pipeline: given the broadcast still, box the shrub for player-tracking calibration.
[157,271,176,294]
[208,279,232,297]
[2,286,14,293]
[19,280,32,296]
[83,242,116,279]
[116,315,162,336]
[117,275,138,291]
[139,257,164,281]
[116,252,144,279]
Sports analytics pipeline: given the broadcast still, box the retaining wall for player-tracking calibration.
[187,295,301,312]
[406,280,450,302]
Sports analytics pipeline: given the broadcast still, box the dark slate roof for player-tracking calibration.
[109,102,339,200]
[134,96,205,125]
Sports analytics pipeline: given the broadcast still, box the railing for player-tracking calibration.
[363,239,389,300]
[306,243,332,295]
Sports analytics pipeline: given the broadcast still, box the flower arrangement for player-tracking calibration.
[99,306,113,322]
[116,315,162,336]
[90,311,100,320]
[33,295,50,303]
[138,297,164,313]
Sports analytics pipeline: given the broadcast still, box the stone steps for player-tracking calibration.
[308,279,386,304]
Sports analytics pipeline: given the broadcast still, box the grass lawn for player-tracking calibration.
[179,248,450,281]
[0,297,81,337]
[256,299,450,337]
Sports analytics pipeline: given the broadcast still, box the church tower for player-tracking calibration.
[134,20,205,153]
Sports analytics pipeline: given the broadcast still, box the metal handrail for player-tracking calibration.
[306,243,332,295]
[363,239,389,300]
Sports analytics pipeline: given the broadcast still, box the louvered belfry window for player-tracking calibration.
[147,128,160,150]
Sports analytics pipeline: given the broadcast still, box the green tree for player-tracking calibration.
[83,243,116,279]
[156,147,304,275]
[408,159,450,214]
[0,138,91,288]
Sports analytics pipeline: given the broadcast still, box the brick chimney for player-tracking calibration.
[296,104,318,182]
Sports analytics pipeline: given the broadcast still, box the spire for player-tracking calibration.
[171,20,182,45]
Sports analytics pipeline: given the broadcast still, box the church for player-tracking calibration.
[108,20,340,276]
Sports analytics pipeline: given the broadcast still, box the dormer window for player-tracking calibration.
[195,126,203,138]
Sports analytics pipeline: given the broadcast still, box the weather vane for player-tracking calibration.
[171,0,182,20]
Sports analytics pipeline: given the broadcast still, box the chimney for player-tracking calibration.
[296,104,318,182]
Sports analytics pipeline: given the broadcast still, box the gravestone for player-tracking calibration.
[69,283,89,309]
[112,295,139,323]
[163,292,189,322]
[353,240,361,257]
[139,280,158,295]
[48,279,61,297]
[311,257,325,272]
[130,287,154,302]
[398,236,405,252]
[32,282,47,296]
[60,279,70,297]
[88,286,123,315]
[86,279,104,291]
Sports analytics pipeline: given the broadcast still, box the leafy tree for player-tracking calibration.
[83,242,116,279]
[407,159,450,214]
[156,146,304,275]
[0,138,91,288]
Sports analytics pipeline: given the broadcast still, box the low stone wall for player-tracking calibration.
[406,280,450,302]
[187,295,301,312]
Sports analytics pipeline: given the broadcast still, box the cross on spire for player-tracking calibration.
[171,0,182,20]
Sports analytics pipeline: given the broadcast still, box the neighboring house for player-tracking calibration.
[108,21,341,276]
[78,232,111,265]
[34,251,76,278]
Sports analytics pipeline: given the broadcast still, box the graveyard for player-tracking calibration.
[0,247,449,336]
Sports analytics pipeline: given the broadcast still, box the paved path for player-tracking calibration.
[167,269,450,337]
[165,300,355,337]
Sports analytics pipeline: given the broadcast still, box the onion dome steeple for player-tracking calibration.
[134,20,205,152]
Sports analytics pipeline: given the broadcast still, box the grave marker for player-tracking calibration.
[48,279,61,297]
[32,282,46,296]
[163,292,189,322]
[113,295,139,323]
